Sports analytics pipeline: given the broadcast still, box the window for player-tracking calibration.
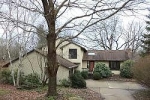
[109,61,120,70]
[69,49,77,59]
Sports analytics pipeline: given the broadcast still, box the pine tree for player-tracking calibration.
[141,14,150,55]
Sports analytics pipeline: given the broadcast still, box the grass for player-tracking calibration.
[0,89,9,96]
[133,89,150,100]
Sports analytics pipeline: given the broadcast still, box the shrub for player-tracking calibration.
[0,69,12,84]
[22,73,41,89]
[120,60,134,78]
[81,70,88,79]
[93,63,112,79]
[133,55,150,88]
[60,79,71,87]
[0,69,26,85]
[93,72,101,80]
[70,70,86,88]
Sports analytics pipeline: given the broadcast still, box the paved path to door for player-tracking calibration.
[86,79,146,100]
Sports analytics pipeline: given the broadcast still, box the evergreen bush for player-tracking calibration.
[120,60,134,78]
[81,70,88,79]
[70,70,86,88]
[93,63,112,79]
[93,72,101,80]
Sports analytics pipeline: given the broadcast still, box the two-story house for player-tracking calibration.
[3,38,131,83]
[3,38,87,84]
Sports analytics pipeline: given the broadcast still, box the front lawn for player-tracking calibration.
[0,84,101,100]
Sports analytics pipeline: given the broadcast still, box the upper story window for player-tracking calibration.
[69,49,77,59]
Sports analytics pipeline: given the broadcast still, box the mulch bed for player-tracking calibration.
[0,84,102,100]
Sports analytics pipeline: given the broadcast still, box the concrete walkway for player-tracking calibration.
[86,79,146,100]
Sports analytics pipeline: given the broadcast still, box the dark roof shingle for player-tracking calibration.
[83,50,129,61]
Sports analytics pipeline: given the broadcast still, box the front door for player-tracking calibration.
[89,61,94,72]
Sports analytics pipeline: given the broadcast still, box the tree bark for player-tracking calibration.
[41,0,58,96]
[46,33,58,96]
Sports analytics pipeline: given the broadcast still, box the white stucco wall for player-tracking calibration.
[57,66,69,84]
[82,61,87,69]
[41,39,85,71]
[8,51,70,84]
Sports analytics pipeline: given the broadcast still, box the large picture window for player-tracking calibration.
[109,61,120,70]
[69,49,77,59]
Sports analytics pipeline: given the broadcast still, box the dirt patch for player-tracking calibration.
[0,84,101,100]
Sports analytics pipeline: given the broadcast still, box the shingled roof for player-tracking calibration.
[83,50,130,61]
[3,49,78,69]
[35,49,78,69]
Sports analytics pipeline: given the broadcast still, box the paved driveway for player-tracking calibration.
[86,79,146,100]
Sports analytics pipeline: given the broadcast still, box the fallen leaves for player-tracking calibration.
[0,84,101,100]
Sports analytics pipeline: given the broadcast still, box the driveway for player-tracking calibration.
[86,79,146,100]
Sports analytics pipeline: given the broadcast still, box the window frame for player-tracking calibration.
[109,61,120,70]
[69,49,77,59]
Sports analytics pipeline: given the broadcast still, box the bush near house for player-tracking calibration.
[93,72,102,80]
[22,73,41,89]
[81,70,88,79]
[0,69,26,85]
[59,79,71,87]
[93,62,112,80]
[0,69,41,89]
[133,55,150,88]
[120,60,134,78]
[70,70,86,88]
[0,69,13,84]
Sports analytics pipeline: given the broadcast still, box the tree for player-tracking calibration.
[81,17,145,52]
[123,21,145,54]
[0,0,148,96]
[83,16,124,50]
[141,13,150,55]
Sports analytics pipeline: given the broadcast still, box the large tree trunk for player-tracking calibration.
[41,0,58,96]
[46,33,58,96]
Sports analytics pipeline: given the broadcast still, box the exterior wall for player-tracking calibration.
[57,66,69,84]
[62,44,84,71]
[8,52,46,76]
[41,39,85,71]
[8,51,70,84]
[82,61,87,69]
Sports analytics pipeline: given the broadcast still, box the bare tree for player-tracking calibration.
[83,16,124,50]
[0,0,148,96]
[123,21,146,53]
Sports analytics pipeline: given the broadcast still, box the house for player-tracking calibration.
[2,38,131,83]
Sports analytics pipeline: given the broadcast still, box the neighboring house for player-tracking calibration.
[2,38,131,83]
